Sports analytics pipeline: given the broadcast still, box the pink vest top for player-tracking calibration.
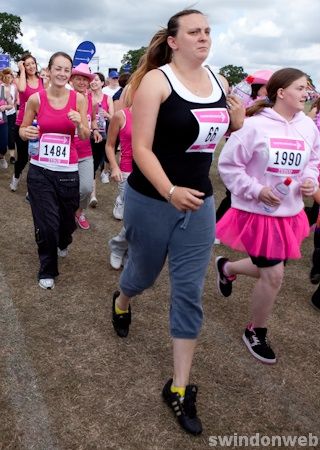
[30,89,78,170]
[16,78,43,125]
[74,92,93,160]
[95,93,110,122]
[99,93,109,113]
[119,108,133,173]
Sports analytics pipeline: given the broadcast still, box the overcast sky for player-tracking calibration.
[1,0,319,88]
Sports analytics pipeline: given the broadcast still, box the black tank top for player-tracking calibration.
[128,64,229,201]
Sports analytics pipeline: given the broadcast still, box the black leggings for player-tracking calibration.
[250,255,285,268]
[7,113,16,150]
[14,124,29,178]
[216,189,231,222]
[0,123,8,155]
[91,138,108,178]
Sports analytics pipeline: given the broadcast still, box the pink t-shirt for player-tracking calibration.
[119,108,133,173]
[74,92,93,160]
[16,78,44,125]
[99,93,109,113]
[96,94,109,136]
[314,111,320,132]
[30,89,78,171]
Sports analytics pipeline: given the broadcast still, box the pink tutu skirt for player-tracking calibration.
[216,208,309,260]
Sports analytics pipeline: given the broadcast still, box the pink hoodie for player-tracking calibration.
[218,108,320,217]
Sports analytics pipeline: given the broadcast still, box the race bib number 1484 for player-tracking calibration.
[39,133,71,166]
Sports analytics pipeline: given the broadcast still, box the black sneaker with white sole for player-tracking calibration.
[162,378,202,436]
[215,256,236,297]
[242,324,276,364]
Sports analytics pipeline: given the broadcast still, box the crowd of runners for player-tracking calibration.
[0,8,320,436]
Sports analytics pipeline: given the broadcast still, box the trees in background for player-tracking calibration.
[120,47,146,73]
[219,64,247,86]
[0,12,27,61]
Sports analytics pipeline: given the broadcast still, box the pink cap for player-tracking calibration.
[250,69,274,85]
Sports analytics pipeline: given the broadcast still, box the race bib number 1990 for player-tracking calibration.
[265,137,306,176]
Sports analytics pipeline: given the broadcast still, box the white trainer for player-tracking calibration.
[39,278,55,289]
[0,158,8,169]
[113,199,124,220]
[110,252,123,270]
[100,171,110,184]
[10,175,20,192]
[89,195,98,208]
[57,247,68,257]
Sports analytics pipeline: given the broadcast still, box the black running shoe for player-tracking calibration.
[162,378,202,435]
[215,256,236,297]
[112,291,131,338]
[311,285,320,312]
[242,324,276,364]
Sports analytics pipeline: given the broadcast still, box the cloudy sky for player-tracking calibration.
[1,0,319,88]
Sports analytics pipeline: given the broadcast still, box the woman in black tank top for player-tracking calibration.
[111,9,244,436]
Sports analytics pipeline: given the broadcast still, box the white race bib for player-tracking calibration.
[186,108,229,153]
[265,137,307,176]
[39,133,71,166]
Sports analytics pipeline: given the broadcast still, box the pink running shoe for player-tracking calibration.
[75,212,90,230]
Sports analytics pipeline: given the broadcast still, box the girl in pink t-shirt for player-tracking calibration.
[89,72,114,206]
[19,51,90,290]
[10,53,48,192]
[106,107,132,269]
[106,107,132,219]
[308,96,320,132]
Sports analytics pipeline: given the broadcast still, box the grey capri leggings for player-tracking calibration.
[78,156,94,209]
[120,185,215,339]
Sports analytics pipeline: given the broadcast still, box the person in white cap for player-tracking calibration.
[102,70,121,99]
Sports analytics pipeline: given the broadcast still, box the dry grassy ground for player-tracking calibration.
[0,150,319,449]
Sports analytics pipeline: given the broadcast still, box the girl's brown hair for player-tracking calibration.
[246,68,307,117]
[18,53,39,78]
[48,52,73,70]
[311,96,320,114]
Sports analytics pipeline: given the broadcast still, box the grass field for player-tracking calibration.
[0,141,319,449]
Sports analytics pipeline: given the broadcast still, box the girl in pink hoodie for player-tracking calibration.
[215,68,320,365]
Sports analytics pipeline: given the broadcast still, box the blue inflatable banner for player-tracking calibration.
[0,54,10,69]
[73,41,96,67]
